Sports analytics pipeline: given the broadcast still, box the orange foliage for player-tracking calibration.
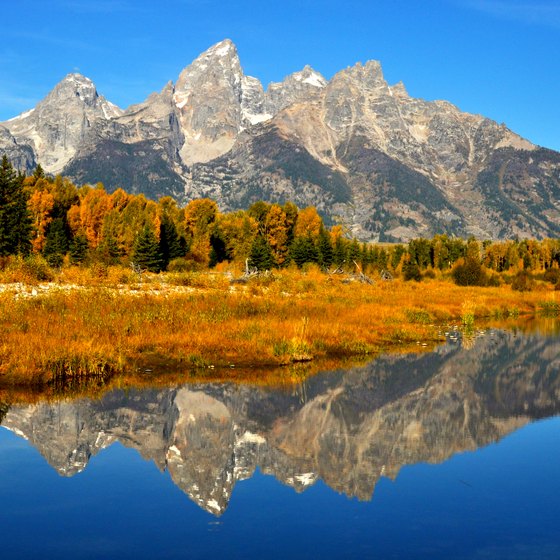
[28,189,55,253]
[295,206,322,239]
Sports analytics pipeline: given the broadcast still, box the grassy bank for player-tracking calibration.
[0,268,557,388]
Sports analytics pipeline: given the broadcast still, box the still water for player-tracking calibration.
[1,327,560,559]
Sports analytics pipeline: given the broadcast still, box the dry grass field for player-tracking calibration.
[0,266,557,389]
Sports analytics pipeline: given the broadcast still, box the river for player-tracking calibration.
[1,325,559,559]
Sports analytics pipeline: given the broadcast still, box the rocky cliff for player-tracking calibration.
[2,40,559,240]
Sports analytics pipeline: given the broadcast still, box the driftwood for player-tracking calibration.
[130,262,147,281]
[230,259,272,284]
[341,261,375,285]
[327,265,345,275]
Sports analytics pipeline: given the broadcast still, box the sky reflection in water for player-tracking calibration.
[1,327,559,559]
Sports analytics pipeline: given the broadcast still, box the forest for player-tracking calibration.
[1,156,560,290]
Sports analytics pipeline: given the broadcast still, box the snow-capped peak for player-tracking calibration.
[292,65,327,88]
[198,38,238,60]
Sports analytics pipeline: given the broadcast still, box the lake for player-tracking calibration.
[1,326,560,559]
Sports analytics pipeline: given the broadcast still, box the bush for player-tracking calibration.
[451,258,487,286]
[168,257,202,272]
[511,270,534,292]
[403,261,421,282]
[543,268,560,285]
[20,255,54,282]
[486,273,501,287]
[45,252,64,268]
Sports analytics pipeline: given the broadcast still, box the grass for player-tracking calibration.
[0,267,557,389]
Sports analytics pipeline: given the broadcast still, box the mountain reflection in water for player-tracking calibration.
[2,329,559,516]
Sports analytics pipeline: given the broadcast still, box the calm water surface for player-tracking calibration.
[1,327,560,559]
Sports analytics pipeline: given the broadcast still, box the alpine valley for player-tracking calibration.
[1,39,559,242]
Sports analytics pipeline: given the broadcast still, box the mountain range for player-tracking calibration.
[1,39,559,241]
[2,329,559,515]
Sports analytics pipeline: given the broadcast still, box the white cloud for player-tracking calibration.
[461,0,560,29]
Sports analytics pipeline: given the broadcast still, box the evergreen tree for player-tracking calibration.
[391,245,406,269]
[317,228,334,268]
[69,233,89,264]
[332,236,346,267]
[98,231,122,265]
[248,235,275,271]
[346,238,361,266]
[209,231,227,268]
[290,235,319,268]
[132,225,163,272]
[32,164,45,182]
[159,218,185,270]
[403,260,421,281]
[0,156,32,256]
[43,218,69,267]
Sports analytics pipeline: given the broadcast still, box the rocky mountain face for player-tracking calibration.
[2,330,559,515]
[2,40,559,240]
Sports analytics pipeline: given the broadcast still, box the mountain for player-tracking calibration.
[2,40,560,241]
[2,330,559,515]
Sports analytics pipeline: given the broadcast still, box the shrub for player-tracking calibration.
[451,258,487,286]
[543,268,560,285]
[20,255,54,282]
[168,257,202,272]
[486,273,501,287]
[511,270,534,292]
[403,261,421,282]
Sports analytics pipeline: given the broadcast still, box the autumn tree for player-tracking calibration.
[294,206,322,240]
[184,198,218,266]
[264,204,289,266]
[213,211,258,264]
[28,188,55,253]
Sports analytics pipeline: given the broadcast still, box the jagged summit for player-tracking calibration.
[198,38,237,58]
[0,40,558,240]
[3,72,122,173]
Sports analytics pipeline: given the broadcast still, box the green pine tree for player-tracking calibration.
[0,156,32,256]
[43,218,69,266]
[32,164,45,181]
[132,225,163,272]
[290,235,319,268]
[346,238,361,266]
[69,233,89,264]
[159,218,185,270]
[317,228,334,269]
[333,237,347,267]
[248,235,275,271]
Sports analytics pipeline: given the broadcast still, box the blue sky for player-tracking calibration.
[1,0,558,150]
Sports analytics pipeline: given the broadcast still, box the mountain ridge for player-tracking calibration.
[1,39,559,241]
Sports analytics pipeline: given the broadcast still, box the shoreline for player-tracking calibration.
[0,271,557,393]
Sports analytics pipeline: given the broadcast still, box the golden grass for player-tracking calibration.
[0,268,557,389]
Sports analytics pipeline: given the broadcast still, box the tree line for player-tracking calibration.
[1,156,559,280]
